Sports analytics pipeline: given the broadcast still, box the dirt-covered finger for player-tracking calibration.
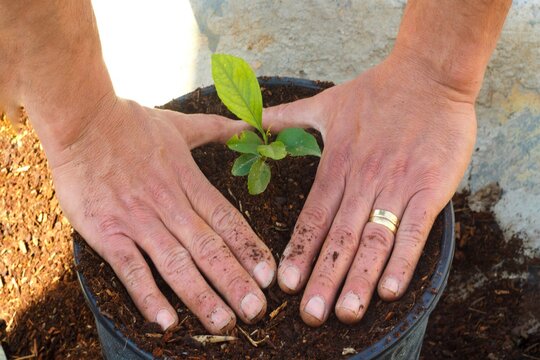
[184,174,276,288]
[335,220,396,324]
[299,190,371,326]
[134,221,237,334]
[157,202,267,324]
[277,148,348,294]
[98,234,179,331]
[377,192,442,301]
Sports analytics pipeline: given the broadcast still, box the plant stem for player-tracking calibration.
[260,128,268,144]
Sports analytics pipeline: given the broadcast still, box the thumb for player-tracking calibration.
[165,111,248,149]
[263,92,327,133]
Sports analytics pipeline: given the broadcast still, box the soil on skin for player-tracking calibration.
[1,85,538,359]
[74,82,443,359]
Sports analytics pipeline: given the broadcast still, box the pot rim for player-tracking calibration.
[74,76,455,359]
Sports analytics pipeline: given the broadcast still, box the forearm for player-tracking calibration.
[392,0,512,99]
[0,1,115,155]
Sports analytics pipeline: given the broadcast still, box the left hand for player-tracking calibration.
[263,54,477,326]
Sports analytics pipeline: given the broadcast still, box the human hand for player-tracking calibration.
[263,55,477,326]
[49,96,276,333]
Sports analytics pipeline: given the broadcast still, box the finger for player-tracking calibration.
[96,234,179,331]
[277,146,348,294]
[152,189,267,324]
[335,191,407,324]
[183,170,276,289]
[165,110,248,148]
[377,191,441,301]
[135,220,236,334]
[262,91,328,132]
[298,188,372,326]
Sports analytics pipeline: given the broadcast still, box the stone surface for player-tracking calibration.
[93,0,540,251]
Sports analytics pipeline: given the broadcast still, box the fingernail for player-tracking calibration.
[240,293,264,321]
[281,265,300,291]
[211,307,233,330]
[156,309,176,330]
[339,292,361,316]
[304,295,326,321]
[253,261,274,288]
[382,277,399,295]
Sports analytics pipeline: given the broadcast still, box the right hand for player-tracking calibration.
[50,95,274,334]
[263,55,477,327]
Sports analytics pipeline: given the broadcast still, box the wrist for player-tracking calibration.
[390,0,511,102]
[389,43,485,102]
[13,56,117,161]
[380,48,479,105]
[0,1,116,160]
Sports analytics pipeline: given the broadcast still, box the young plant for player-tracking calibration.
[211,53,321,195]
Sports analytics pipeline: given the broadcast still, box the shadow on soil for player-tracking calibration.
[0,270,101,359]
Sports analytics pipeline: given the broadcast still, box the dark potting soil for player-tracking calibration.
[75,81,443,359]
[421,191,540,359]
[3,91,538,359]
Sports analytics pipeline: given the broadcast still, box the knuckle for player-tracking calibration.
[389,157,410,178]
[211,203,236,229]
[147,182,175,209]
[384,157,411,187]
[399,222,427,246]
[329,149,351,173]
[394,255,415,272]
[141,292,159,311]
[297,205,329,234]
[118,256,148,288]
[237,240,267,264]
[328,224,359,255]
[360,153,383,183]
[193,288,215,306]
[170,209,193,227]
[124,197,153,223]
[282,241,310,263]
[175,162,194,185]
[96,215,124,237]
[144,231,171,249]
[347,274,374,291]
[362,227,394,252]
[225,271,249,292]
[161,246,193,277]
[341,193,370,217]
[192,231,223,261]
[211,203,245,241]
[413,170,443,192]
[320,148,350,179]
[314,271,338,289]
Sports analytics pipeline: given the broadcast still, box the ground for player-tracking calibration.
[0,114,538,359]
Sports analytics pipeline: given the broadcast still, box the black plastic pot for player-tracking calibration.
[74,77,455,360]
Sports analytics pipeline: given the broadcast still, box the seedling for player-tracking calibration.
[212,54,321,195]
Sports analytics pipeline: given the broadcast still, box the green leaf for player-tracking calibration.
[232,153,259,176]
[226,130,263,154]
[276,128,322,157]
[257,141,287,160]
[248,159,271,195]
[211,54,263,135]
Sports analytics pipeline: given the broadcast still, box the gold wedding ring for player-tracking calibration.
[369,209,400,235]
